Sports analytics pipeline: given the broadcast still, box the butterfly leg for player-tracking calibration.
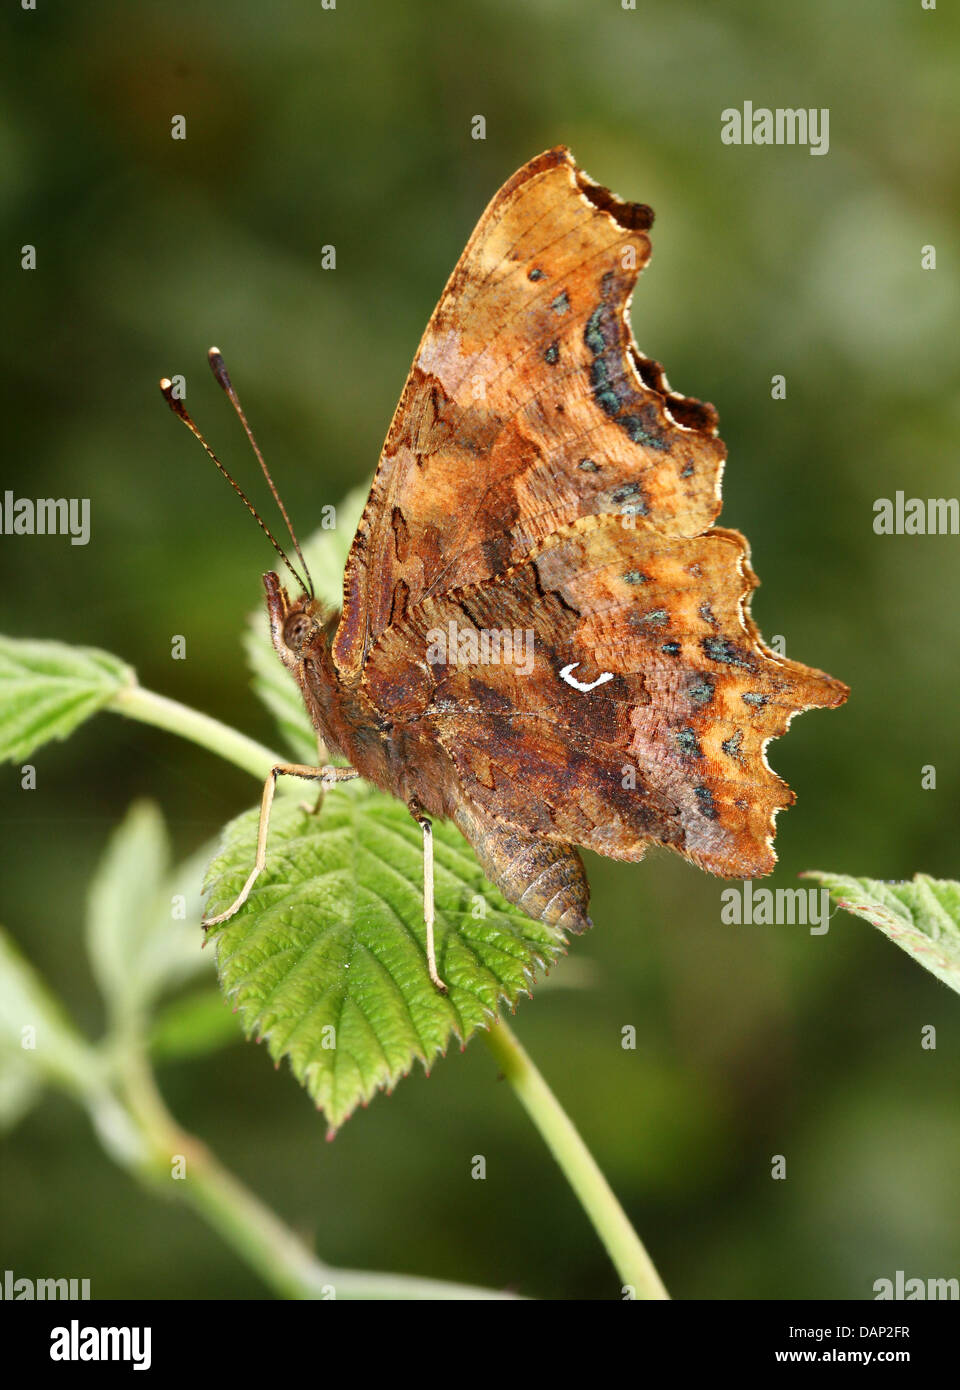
[204,763,358,927]
[301,736,332,814]
[408,800,447,993]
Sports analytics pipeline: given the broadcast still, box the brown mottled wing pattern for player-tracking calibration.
[333,145,725,678]
[363,515,846,876]
[333,146,847,876]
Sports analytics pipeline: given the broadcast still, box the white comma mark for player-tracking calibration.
[560,662,615,693]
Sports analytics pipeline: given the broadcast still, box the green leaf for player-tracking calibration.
[86,801,214,1022]
[0,635,134,763]
[203,783,566,1131]
[243,485,368,761]
[0,926,100,1099]
[802,871,960,996]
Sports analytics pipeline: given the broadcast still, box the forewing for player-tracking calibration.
[333,146,726,679]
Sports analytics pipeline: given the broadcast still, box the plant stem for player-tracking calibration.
[111,683,276,781]
[483,1018,669,1299]
[116,1038,513,1300]
[111,680,667,1299]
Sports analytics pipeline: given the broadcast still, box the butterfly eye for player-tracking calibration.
[282,611,315,653]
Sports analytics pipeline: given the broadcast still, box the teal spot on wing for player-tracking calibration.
[722,729,744,758]
[584,305,606,356]
[675,726,703,758]
[687,676,714,705]
[702,637,757,671]
[583,286,669,450]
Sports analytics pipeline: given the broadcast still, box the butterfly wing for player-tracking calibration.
[362,514,847,876]
[333,146,847,876]
[333,145,726,679]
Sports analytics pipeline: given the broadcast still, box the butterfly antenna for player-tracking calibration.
[158,378,312,595]
[206,347,315,598]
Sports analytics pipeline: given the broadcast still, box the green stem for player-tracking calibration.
[484,1019,669,1299]
[110,680,667,1298]
[111,683,276,781]
[116,1038,513,1301]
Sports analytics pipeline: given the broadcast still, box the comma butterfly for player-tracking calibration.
[163,147,848,991]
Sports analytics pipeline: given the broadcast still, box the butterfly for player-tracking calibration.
[162,146,848,991]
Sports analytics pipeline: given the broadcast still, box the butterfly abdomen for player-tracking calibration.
[452,799,591,935]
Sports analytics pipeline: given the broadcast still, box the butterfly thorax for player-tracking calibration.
[265,571,371,759]
[265,571,456,817]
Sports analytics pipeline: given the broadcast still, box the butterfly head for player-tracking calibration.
[264,571,330,672]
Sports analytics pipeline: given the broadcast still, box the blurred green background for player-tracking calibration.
[1,0,958,1299]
